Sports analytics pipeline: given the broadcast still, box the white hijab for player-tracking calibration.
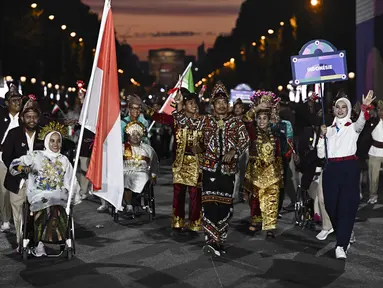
[44,131,62,159]
[333,97,352,128]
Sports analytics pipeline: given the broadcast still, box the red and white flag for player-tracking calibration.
[51,103,60,114]
[78,0,124,210]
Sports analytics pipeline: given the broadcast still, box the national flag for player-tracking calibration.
[51,103,60,114]
[160,62,194,115]
[148,62,194,131]
[77,0,124,211]
[64,100,70,108]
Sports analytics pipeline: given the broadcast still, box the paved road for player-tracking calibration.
[1,162,383,288]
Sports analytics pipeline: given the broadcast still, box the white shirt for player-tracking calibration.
[369,119,383,157]
[19,131,36,189]
[25,131,36,152]
[1,113,20,145]
[317,112,366,159]
[0,113,20,162]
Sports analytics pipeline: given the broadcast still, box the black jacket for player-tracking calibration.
[0,107,22,148]
[2,126,44,194]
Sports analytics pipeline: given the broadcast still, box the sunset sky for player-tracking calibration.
[82,0,244,61]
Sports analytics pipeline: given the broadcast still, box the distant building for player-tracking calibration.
[148,48,185,87]
[197,42,207,63]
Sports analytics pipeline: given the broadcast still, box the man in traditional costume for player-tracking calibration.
[141,88,204,235]
[123,121,158,213]
[198,82,249,256]
[243,91,283,238]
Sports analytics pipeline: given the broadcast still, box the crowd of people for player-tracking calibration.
[0,79,378,261]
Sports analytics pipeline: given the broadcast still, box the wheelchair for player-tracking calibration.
[111,180,156,222]
[20,202,76,261]
[294,185,315,230]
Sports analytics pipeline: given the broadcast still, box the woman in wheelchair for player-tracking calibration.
[9,124,80,257]
[123,121,158,214]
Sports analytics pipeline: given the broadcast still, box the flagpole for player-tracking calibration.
[65,0,110,215]
[148,62,193,132]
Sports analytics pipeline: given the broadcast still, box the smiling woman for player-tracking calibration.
[82,0,243,60]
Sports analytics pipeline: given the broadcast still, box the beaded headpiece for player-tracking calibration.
[250,90,280,106]
[38,122,67,140]
[210,81,229,103]
[125,121,146,136]
[21,95,41,116]
[233,98,243,107]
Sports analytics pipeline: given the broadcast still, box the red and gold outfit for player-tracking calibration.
[146,108,203,231]
[243,92,283,231]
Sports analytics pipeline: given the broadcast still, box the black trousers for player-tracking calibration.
[201,170,234,245]
[323,159,360,250]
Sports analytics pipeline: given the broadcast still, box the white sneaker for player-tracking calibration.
[96,205,108,212]
[335,246,347,259]
[316,228,334,240]
[367,197,378,204]
[349,230,356,244]
[0,222,11,232]
[34,242,47,257]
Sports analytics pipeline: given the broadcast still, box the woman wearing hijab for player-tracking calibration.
[9,123,81,257]
[318,90,375,259]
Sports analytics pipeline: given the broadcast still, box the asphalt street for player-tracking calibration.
[1,162,383,288]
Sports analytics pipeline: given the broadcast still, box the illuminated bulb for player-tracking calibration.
[280,21,285,26]
[41,81,46,86]
[31,3,37,9]
[70,32,76,37]
[31,78,37,84]
[278,85,283,91]
[79,38,83,42]
[49,15,55,20]
[47,83,52,89]
[261,36,266,40]
[348,72,355,79]
[148,95,153,99]
[252,42,256,46]
[54,84,59,90]
[20,76,26,82]
[268,29,274,34]
[311,0,319,6]
[230,58,235,63]
[5,76,13,81]
[61,25,67,30]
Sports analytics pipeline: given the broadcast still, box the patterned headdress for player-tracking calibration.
[38,122,67,140]
[125,121,146,136]
[210,81,229,103]
[180,87,199,104]
[250,90,279,106]
[233,98,243,107]
[21,95,41,116]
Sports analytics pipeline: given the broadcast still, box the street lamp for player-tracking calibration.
[280,21,285,26]
[278,85,283,91]
[41,81,46,86]
[268,29,274,34]
[252,42,256,46]
[230,58,235,63]
[79,38,83,42]
[348,72,355,79]
[47,83,52,88]
[70,32,76,37]
[48,15,55,20]
[31,3,37,9]
[261,36,266,40]
[31,78,37,84]
[310,0,319,6]
[61,25,67,30]
[54,84,60,90]
[5,76,12,81]
[118,69,124,74]
[20,76,27,83]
